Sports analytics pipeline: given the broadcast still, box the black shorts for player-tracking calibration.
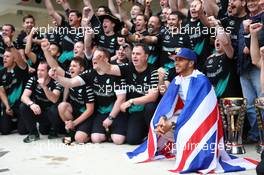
[91,112,128,136]
[72,108,94,135]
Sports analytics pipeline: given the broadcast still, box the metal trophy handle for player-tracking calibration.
[219,97,247,154]
[255,97,264,153]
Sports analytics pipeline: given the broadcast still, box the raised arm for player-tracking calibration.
[13,47,27,70]
[216,27,234,59]
[144,0,152,19]
[117,2,133,30]
[41,39,65,77]
[169,0,178,12]
[250,23,263,68]
[177,0,189,16]
[25,27,37,64]
[49,68,83,88]
[157,67,170,95]
[202,0,219,17]
[108,0,121,19]
[83,0,94,16]
[82,6,94,58]
[56,0,71,11]
[2,36,27,69]
[84,26,94,59]
[94,54,122,76]
[196,1,211,28]
[82,6,93,27]
[109,0,118,14]
[44,0,63,26]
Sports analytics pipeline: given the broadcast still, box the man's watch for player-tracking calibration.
[108,115,114,121]
[128,99,134,105]
[27,102,34,107]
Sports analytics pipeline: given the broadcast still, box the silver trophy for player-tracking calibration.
[219,97,247,154]
[255,97,264,153]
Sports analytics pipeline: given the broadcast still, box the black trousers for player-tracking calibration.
[19,103,58,135]
[46,105,65,134]
[0,102,27,135]
[126,102,157,145]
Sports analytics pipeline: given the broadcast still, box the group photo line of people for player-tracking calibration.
[1,0,264,173]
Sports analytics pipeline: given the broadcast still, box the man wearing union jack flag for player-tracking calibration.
[127,48,257,174]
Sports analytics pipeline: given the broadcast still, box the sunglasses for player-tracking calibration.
[120,44,130,49]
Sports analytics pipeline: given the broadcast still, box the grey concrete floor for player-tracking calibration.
[0,134,260,175]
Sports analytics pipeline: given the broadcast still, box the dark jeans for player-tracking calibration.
[0,102,27,135]
[126,102,157,145]
[19,103,58,135]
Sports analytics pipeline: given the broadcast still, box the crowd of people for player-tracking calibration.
[0,0,264,157]
[1,0,264,173]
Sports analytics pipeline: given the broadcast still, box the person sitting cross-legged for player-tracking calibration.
[127,48,257,174]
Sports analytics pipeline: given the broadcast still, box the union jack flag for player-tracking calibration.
[127,70,257,174]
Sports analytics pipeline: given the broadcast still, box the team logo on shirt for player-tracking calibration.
[100,36,105,40]
[106,78,110,84]
[208,58,213,64]
[2,74,6,80]
[78,89,83,93]
[144,76,147,82]
[165,35,170,40]
[179,37,183,41]
[229,20,235,26]
[94,77,98,83]
[111,38,115,42]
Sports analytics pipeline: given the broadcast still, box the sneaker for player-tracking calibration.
[62,136,73,145]
[62,130,75,145]
[23,134,40,143]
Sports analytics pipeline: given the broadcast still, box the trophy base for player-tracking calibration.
[257,144,264,154]
[226,144,246,154]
